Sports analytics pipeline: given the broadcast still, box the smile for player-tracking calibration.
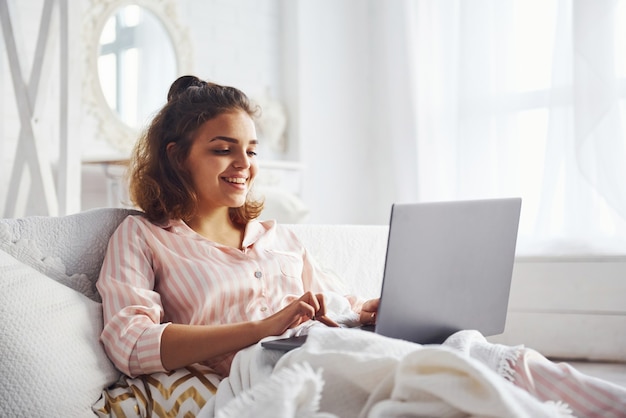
[223,177,247,184]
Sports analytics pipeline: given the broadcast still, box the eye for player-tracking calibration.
[247,150,258,157]
[213,149,230,155]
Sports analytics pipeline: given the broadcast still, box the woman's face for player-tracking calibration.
[183,110,258,213]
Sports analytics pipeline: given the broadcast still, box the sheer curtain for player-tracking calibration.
[400,0,626,255]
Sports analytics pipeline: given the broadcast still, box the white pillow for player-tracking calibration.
[92,364,221,417]
[0,208,139,301]
[0,248,120,416]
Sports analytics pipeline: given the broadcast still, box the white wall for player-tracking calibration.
[284,0,414,225]
[178,0,283,101]
[288,1,379,224]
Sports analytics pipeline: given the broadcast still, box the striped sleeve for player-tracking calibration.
[96,216,169,377]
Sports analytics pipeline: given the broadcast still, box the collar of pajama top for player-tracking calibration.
[163,217,273,251]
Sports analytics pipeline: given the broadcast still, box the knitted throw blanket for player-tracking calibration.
[201,328,573,418]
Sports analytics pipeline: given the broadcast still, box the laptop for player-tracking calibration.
[262,197,522,351]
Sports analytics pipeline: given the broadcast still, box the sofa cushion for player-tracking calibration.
[0,248,120,416]
[0,208,140,301]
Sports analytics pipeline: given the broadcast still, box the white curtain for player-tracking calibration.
[393,0,626,255]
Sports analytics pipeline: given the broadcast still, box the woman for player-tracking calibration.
[97,75,378,379]
[98,76,625,417]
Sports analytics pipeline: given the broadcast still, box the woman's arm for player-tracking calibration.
[160,291,335,370]
[97,217,167,376]
[160,322,263,371]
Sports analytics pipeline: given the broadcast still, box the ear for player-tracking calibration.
[165,142,180,168]
[166,142,179,164]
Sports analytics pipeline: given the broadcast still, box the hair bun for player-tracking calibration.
[167,75,206,101]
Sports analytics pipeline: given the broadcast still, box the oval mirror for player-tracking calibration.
[83,0,193,154]
[98,5,176,129]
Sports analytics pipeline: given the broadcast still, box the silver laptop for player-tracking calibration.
[262,197,522,350]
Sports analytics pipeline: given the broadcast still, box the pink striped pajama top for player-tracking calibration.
[97,215,360,378]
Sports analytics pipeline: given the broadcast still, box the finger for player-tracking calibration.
[363,298,380,312]
[299,291,321,312]
[316,314,339,328]
[315,293,327,316]
[360,309,377,325]
[313,294,340,327]
[287,303,316,330]
[296,299,316,320]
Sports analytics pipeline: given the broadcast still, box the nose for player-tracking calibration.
[232,149,251,169]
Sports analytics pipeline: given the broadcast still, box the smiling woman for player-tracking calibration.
[172,112,260,243]
[96,75,378,382]
[128,76,263,226]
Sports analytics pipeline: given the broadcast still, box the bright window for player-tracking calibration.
[412,0,626,255]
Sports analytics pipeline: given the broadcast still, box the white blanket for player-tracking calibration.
[199,328,573,418]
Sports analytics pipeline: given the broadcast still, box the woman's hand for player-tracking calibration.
[359,298,380,325]
[261,291,339,336]
[160,292,335,371]
[161,292,341,371]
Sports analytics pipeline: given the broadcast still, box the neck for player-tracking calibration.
[186,208,245,249]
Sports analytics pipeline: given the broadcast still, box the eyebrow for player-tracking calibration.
[210,136,259,145]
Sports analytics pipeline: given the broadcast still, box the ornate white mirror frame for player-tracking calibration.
[82,0,193,154]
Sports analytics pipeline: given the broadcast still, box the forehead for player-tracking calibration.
[195,110,256,138]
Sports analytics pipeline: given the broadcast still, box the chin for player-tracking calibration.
[228,199,248,209]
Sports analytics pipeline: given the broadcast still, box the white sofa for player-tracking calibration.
[0,208,389,416]
[0,207,623,416]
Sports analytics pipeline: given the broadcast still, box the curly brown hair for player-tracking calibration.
[128,75,263,224]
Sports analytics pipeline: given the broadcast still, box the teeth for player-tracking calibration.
[225,177,246,184]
